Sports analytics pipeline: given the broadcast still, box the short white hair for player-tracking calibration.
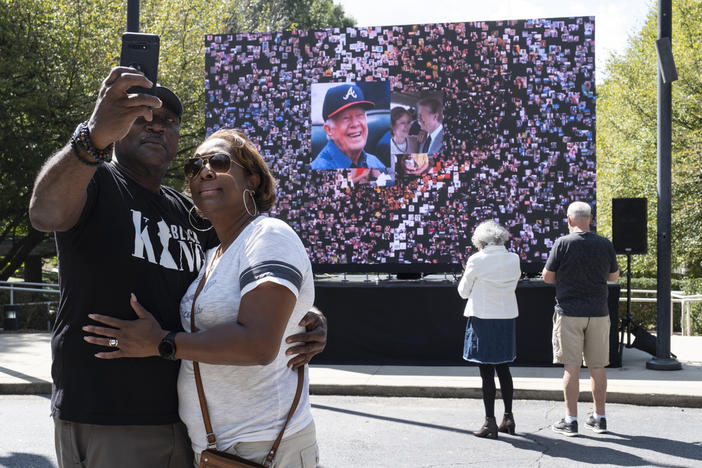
[567,201,592,220]
[471,220,510,249]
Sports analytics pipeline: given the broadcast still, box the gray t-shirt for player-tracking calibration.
[545,231,619,317]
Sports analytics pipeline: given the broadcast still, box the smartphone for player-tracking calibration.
[120,32,159,94]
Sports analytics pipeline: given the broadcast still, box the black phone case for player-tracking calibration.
[120,32,160,94]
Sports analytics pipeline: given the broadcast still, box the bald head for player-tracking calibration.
[567,201,591,219]
[567,201,592,232]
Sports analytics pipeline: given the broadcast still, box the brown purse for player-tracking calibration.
[190,269,305,468]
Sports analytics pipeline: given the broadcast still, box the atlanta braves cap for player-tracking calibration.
[322,83,375,121]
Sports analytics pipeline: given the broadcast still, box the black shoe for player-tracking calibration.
[551,418,578,437]
[473,417,498,439]
[585,413,607,434]
[498,413,516,435]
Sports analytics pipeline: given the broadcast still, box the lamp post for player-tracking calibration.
[647,0,681,370]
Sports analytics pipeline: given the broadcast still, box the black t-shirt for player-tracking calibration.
[544,231,619,317]
[52,163,218,425]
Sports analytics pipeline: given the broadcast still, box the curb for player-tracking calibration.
[3,382,700,408]
[0,381,51,395]
[309,385,702,408]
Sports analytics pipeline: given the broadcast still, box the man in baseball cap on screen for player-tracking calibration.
[311,83,386,170]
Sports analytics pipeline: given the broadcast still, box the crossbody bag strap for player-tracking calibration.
[190,268,305,463]
[189,270,219,449]
[263,366,304,465]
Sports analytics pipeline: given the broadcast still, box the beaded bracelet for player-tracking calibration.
[70,121,114,165]
[70,138,101,166]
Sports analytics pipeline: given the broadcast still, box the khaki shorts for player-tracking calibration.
[552,312,610,367]
[193,421,318,468]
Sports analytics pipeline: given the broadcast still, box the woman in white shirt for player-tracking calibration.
[458,220,521,439]
[85,129,318,467]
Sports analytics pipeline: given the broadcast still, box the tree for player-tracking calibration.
[0,0,124,280]
[0,0,354,280]
[597,0,702,277]
[224,0,355,33]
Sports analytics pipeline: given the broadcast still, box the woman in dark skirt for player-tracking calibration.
[458,220,521,438]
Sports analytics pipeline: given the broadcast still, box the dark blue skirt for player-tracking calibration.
[463,316,517,364]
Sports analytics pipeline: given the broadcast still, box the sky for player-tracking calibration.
[335,0,655,83]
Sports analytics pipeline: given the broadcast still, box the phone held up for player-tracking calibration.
[120,32,160,94]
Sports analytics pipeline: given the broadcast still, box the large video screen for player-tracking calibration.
[204,17,596,273]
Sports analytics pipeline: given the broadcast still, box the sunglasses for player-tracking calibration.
[184,153,245,179]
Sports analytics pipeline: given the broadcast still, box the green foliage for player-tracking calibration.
[0,0,123,279]
[598,0,702,277]
[618,276,702,335]
[681,277,702,335]
[0,0,355,279]
[224,0,354,33]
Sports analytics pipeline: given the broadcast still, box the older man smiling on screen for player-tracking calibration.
[311,83,386,170]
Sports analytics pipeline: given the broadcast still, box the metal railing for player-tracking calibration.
[0,280,60,304]
[619,289,702,336]
[1,281,60,331]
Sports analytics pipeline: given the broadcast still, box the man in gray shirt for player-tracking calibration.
[543,201,619,436]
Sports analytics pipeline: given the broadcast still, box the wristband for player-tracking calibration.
[70,121,114,164]
[70,138,101,166]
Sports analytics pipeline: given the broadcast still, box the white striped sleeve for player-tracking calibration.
[239,218,309,297]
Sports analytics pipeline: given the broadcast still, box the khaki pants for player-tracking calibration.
[194,421,318,468]
[552,313,610,367]
[54,417,193,468]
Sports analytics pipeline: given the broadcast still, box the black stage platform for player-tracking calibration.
[312,277,621,367]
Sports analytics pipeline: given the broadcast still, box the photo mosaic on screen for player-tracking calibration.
[204,17,596,273]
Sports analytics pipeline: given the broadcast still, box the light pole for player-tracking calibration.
[647,0,681,370]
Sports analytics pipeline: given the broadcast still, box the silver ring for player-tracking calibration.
[108,338,119,348]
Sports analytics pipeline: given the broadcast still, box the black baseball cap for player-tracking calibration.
[322,83,375,121]
[155,85,183,118]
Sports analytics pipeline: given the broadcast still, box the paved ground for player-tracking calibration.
[1,332,700,407]
[1,332,700,467]
[2,394,701,468]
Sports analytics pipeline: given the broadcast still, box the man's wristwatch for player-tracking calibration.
[158,331,179,360]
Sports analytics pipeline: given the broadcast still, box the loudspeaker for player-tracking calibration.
[612,198,648,254]
[655,37,678,84]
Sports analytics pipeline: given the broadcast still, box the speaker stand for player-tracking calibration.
[619,250,633,363]
[617,252,682,371]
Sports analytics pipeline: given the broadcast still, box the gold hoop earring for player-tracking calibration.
[243,189,259,217]
[188,205,213,232]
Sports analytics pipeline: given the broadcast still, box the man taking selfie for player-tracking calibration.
[30,67,327,468]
